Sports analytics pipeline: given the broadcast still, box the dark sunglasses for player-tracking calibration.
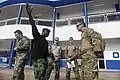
[76,25,79,28]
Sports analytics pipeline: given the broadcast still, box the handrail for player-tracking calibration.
[0,11,120,27]
[0,17,17,23]
[21,17,52,22]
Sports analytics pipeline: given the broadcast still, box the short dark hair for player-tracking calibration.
[42,28,50,33]
[55,37,59,41]
[14,30,23,35]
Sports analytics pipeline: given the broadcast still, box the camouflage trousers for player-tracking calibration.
[11,59,28,80]
[66,58,80,80]
[45,59,60,80]
[33,58,48,80]
[81,49,98,80]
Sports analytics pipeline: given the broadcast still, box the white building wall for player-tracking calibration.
[0,21,120,40]
[0,24,53,40]
[55,22,120,41]
[105,39,120,51]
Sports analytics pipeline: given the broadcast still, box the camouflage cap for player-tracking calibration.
[76,19,85,28]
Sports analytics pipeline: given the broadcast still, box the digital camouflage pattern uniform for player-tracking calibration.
[33,58,48,80]
[12,36,30,80]
[65,44,80,80]
[80,28,105,80]
[26,4,50,80]
[45,44,62,80]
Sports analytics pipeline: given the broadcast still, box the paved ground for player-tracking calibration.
[0,68,120,80]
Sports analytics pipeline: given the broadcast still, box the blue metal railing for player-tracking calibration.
[0,11,120,27]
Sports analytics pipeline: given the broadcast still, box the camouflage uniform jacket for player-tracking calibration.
[81,28,105,53]
[49,45,62,59]
[65,44,78,61]
[15,36,30,60]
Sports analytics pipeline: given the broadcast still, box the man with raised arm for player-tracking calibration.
[26,4,50,80]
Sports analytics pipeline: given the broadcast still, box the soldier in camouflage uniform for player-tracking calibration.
[65,37,80,80]
[26,4,50,80]
[45,37,62,80]
[12,30,30,80]
[76,20,105,80]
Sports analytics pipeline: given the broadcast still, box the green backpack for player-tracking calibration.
[87,28,106,52]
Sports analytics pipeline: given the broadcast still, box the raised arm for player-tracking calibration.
[26,4,40,39]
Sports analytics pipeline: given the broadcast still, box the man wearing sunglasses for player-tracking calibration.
[76,20,105,80]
